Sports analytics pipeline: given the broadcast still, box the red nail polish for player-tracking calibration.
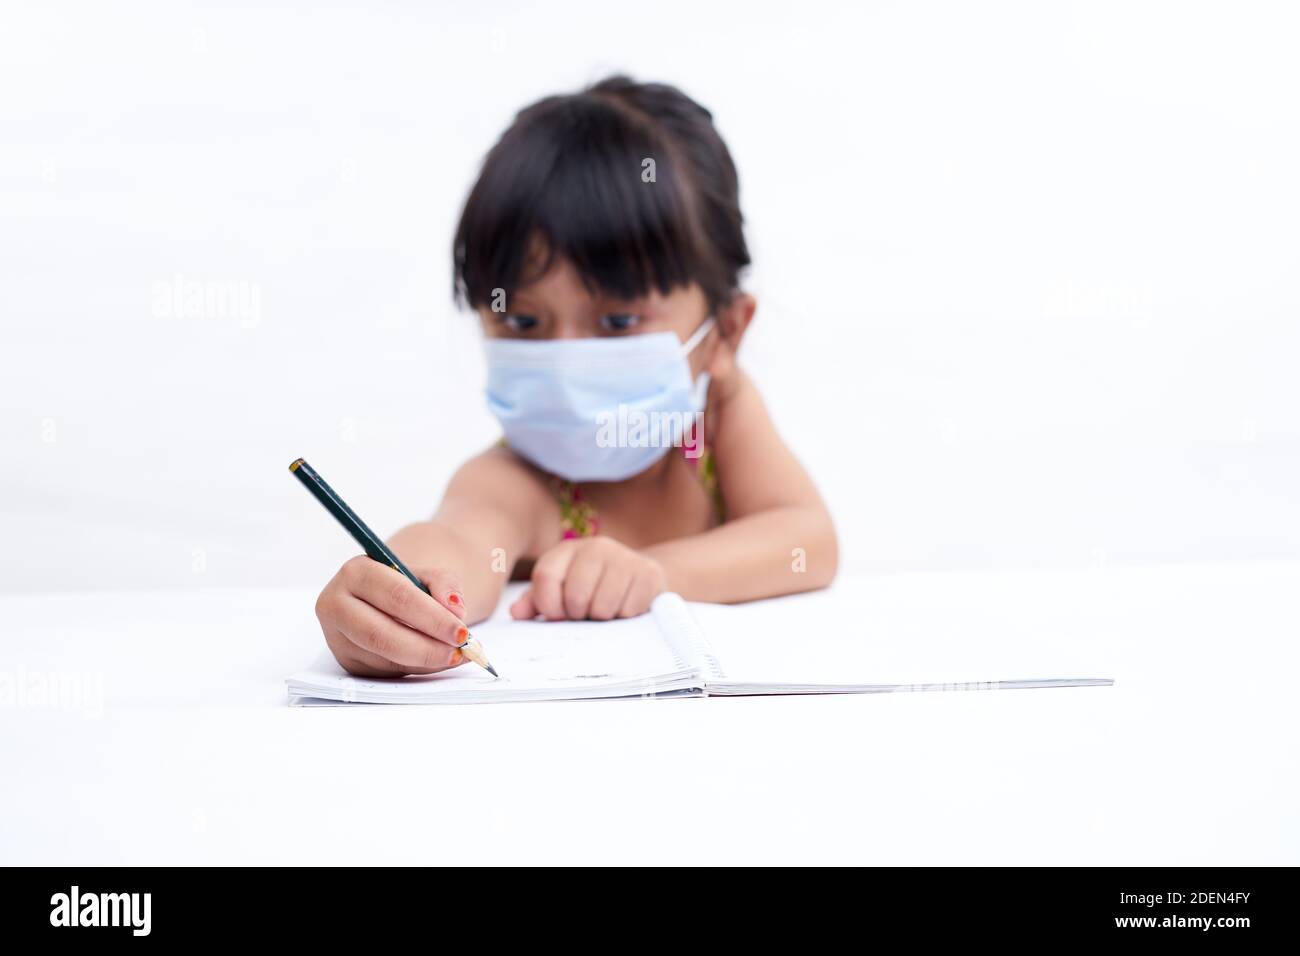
[448,592,462,606]
[456,626,469,643]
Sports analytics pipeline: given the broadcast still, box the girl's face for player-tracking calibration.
[477,257,715,376]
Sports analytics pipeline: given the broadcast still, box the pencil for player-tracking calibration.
[288,457,499,677]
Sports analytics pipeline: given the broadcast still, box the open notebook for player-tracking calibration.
[286,585,1113,705]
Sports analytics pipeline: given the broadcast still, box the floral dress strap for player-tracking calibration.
[687,443,726,527]
[553,478,601,539]
[553,444,724,539]
[499,435,723,540]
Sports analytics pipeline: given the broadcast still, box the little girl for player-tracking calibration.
[316,76,838,677]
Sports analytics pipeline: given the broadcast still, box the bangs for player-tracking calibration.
[454,91,724,309]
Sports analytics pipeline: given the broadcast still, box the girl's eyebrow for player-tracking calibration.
[593,292,654,312]
[502,295,540,315]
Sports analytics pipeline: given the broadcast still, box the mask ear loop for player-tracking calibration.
[683,317,716,415]
[681,316,717,355]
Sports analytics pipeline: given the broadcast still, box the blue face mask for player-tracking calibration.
[485,318,716,482]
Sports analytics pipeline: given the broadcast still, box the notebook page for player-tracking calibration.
[649,592,722,680]
[687,578,1115,691]
[287,609,695,703]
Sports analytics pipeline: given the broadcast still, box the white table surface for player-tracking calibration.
[2,563,1297,865]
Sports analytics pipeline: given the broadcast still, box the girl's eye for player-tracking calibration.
[502,314,539,333]
[599,313,641,333]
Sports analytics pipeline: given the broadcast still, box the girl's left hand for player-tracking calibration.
[510,536,668,621]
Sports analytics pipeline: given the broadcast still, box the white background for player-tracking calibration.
[3,0,1298,594]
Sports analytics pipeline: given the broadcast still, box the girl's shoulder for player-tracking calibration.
[703,365,762,438]
[445,442,556,509]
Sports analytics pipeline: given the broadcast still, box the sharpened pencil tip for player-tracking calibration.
[457,636,500,678]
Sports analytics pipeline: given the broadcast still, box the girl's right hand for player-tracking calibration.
[315,556,471,677]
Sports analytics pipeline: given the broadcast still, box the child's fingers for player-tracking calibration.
[416,567,468,621]
[561,548,606,620]
[321,621,407,677]
[342,556,464,646]
[618,573,660,619]
[335,594,464,671]
[510,589,538,620]
[588,565,632,621]
[529,542,579,621]
[331,628,447,677]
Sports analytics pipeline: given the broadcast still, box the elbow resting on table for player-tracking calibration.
[752,503,838,597]
[799,505,840,592]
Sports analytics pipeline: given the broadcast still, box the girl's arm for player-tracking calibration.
[642,369,839,603]
[387,446,557,624]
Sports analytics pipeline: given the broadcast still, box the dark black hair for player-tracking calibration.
[453,75,750,312]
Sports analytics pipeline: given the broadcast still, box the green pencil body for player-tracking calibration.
[290,457,426,591]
